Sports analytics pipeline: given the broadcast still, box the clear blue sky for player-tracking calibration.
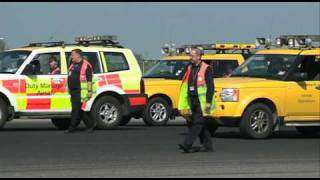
[0,2,319,58]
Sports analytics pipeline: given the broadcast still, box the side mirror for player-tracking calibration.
[291,72,308,81]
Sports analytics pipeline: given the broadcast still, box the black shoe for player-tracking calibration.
[198,146,214,152]
[191,146,201,152]
[64,128,76,134]
[178,144,198,153]
[85,126,95,133]
[85,122,96,133]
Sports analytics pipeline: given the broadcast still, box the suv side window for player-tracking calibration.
[29,52,60,75]
[103,52,129,72]
[66,52,102,74]
[294,56,320,81]
[204,60,239,78]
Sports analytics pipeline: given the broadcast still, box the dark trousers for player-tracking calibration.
[183,96,213,149]
[69,89,95,129]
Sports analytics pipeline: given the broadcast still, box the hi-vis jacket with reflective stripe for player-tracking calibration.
[69,59,96,110]
[178,62,216,117]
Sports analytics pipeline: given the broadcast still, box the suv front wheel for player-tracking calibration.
[143,97,171,126]
[240,103,274,139]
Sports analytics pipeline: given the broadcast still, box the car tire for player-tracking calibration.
[240,103,274,139]
[91,96,122,129]
[143,97,171,126]
[0,98,8,129]
[296,126,320,136]
[51,118,71,130]
[119,115,131,126]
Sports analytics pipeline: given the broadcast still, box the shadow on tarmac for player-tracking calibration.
[179,130,320,139]
[212,131,320,139]
[0,127,147,132]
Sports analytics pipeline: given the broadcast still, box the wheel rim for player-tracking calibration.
[150,103,167,122]
[99,103,118,124]
[249,110,269,134]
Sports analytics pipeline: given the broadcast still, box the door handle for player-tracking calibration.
[52,78,64,83]
[96,77,103,81]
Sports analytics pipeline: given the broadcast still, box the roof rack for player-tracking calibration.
[75,35,123,48]
[180,43,256,50]
[25,35,124,48]
[162,43,257,56]
[27,41,65,47]
[256,35,320,49]
[279,35,320,41]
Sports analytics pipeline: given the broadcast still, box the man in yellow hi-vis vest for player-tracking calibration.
[178,48,215,153]
[65,49,96,133]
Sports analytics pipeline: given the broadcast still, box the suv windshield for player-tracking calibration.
[0,51,31,74]
[232,54,297,80]
[143,60,190,80]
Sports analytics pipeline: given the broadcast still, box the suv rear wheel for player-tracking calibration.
[91,96,122,129]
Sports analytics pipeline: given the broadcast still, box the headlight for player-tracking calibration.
[220,88,239,102]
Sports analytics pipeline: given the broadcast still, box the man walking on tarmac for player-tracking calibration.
[65,49,96,133]
[178,48,215,153]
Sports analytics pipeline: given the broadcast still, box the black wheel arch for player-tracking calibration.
[91,91,127,115]
[242,98,279,126]
[148,94,173,107]
[0,93,11,106]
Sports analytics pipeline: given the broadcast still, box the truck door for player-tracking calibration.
[285,55,320,121]
[20,51,69,112]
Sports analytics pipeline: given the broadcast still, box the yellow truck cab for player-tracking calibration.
[142,43,256,126]
[0,35,147,130]
[212,35,320,139]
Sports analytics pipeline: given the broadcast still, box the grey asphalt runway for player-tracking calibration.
[0,118,319,178]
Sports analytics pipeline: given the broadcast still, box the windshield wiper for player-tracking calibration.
[232,74,280,79]
[0,72,14,74]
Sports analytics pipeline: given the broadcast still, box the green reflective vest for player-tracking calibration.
[69,59,95,110]
[178,62,216,117]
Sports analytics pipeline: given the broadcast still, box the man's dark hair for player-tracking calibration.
[191,48,204,56]
[72,49,82,55]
